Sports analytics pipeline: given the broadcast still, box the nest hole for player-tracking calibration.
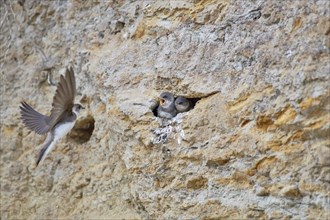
[152,97,201,117]
[69,115,95,143]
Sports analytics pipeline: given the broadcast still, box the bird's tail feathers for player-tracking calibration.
[36,134,55,166]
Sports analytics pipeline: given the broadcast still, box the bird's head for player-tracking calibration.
[159,92,175,109]
[72,104,85,115]
[175,96,190,112]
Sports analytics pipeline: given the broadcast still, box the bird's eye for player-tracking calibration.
[163,95,168,99]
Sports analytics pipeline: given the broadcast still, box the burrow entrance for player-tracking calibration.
[152,97,201,117]
[69,115,95,143]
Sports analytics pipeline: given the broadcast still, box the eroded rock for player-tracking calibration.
[1,0,329,219]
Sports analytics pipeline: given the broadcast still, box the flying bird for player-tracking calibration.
[175,96,192,113]
[20,67,84,166]
[157,92,177,119]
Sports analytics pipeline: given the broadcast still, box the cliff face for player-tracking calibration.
[1,0,329,219]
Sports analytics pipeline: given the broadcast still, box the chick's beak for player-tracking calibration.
[159,98,165,106]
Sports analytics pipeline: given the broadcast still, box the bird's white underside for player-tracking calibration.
[54,121,76,141]
[41,121,76,164]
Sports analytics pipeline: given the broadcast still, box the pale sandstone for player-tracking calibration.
[1,0,329,219]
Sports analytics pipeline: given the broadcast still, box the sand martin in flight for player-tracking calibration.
[20,67,84,166]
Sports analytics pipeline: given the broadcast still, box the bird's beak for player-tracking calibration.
[159,98,165,106]
[81,106,85,109]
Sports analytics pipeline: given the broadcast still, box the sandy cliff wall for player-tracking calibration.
[1,0,329,219]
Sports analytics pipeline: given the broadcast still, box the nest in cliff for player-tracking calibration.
[151,113,186,145]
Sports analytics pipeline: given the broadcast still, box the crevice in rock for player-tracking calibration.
[69,115,95,144]
[152,92,219,117]
[152,97,201,117]
[151,92,219,144]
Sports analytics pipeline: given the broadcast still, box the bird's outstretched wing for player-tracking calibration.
[48,66,76,129]
[20,101,51,135]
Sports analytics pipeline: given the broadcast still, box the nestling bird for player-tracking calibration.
[175,96,192,113]
[157,92,177,119]
[20,67,84,166]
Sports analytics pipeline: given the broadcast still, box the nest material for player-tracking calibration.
[151,113,186,144]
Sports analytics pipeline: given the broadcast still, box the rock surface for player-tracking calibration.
[1,0,329,219]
